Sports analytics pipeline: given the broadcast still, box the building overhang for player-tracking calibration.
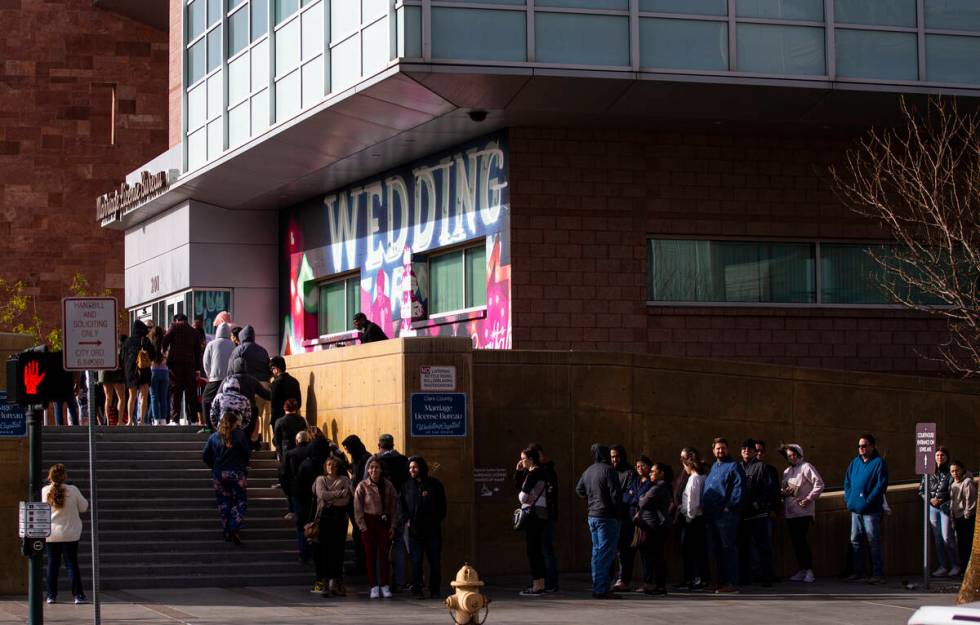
[93,0,168,31]
[102,62,980,231]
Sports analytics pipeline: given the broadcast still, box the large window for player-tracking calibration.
[429,243,487,315]
[318,275,360,335]
[647,239,939,306]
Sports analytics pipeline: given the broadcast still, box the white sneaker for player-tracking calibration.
[932,567,949,578]
[789,570,806,582]
[369,586,380,599]
[381,585,393,598]
[949,566,962,577]
[802,570,815,583]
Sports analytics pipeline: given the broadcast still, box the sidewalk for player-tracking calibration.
[0,577,957,625]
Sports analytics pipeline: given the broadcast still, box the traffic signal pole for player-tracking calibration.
[28,404,43,625]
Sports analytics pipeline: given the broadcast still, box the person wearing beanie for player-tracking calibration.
[269,355,302,432]
[779,443,825,583]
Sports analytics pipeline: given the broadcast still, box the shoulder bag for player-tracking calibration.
[512,479,545,531]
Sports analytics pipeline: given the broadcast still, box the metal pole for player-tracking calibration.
[87,373,101,625]
[28,405,43,625]
[923,474,929,590]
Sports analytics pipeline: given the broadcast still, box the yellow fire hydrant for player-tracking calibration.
[446,563,490,625]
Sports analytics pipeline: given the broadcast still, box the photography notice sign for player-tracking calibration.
[62,297,118,371]
[474,467,508,499]
[410,393,466,437]
[420,366,456,391]
[915,422,937,475]
[0,392,26,437]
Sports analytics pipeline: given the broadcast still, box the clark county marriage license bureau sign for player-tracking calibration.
[410,393,466,437]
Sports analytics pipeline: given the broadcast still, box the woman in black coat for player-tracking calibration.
[636,462,673,595]
[121,320,154,426]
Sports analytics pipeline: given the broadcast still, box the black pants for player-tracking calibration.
[738,517,774,584]
[312,506,348,581]
[525,515,547,580]
[680,516,711,584]
[169,365,197,423]
[615,514,636,584]
[347,503,366,572]
[639,529,668,588]
[955,516,975,573]
[410,529,443,596]
[202,380,221,426]
[46,541,83,600]
[787,516,814,570]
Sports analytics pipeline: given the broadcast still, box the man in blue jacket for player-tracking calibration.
[844,433,889,583]
[702,437,745,594]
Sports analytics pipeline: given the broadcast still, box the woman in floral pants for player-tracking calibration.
[203,412,251,544]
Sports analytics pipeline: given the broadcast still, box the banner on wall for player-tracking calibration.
[282,132,512,354]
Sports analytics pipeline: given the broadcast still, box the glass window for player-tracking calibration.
[276,69,301,120]
[230,0,247,9]
[736,24,825,75]
[445,0,524,4]
[207,72,223,118]
[207,119,223,160]
[188,0,206,40]
[836,30,917,80]
[302,1,324,60]
[251,89,269,132]
[819,244,890,304]
[276,0,299,24]
[187,128,207,170]
[834,0,915,27]
[362,18,389,75]
[430,244,487,314]
[924,0,980,32]
[431,8,526,62]
[363,0,388,21]
[188,38,207,84]
[252,0,269,40]
[331,35,361,90]
[208,26,223,70]
[252,39,270,89]
[640,18,728,70]
[318,276,359,335]
[229,7,249,57]
[229,101,250,147]
[229,54,250,104]
[647,239,816,303]
[398,6,422,58]
[302,56,324,108]
[927,35,980,83]
[208,0,222,25]
[736,0,823,20]
[535,13,629,66]
[640,0,726,14]
[332,0,360,40]
[276,16,301,75]
[536,0,628,9]
[187,82,207,129]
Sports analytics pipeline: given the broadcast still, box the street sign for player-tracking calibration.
[18,502,51,539]
[915,422,937,475]
[0,392,26,437]
[420,365,456,391]
[62,297,118,371]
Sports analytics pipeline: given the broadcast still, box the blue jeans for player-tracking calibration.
[850,512,884,577]
[53,400,79,426]
[708,511,740,587]
[587,516,620,594]
[928,505,958,570]
[149,369,169,425]
[543,517,559,588]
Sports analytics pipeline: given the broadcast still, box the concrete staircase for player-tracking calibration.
[41,426,311,590]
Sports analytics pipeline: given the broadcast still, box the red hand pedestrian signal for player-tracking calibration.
[23,361,46,395]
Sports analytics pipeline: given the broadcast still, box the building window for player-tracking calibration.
[429,243,487,315]
[318,275,360,336]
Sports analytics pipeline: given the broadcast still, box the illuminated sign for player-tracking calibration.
[7,351,73,406]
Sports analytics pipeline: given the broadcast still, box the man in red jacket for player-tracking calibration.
[162,313,202,426]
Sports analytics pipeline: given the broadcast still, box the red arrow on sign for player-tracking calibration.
[78,340,102,346]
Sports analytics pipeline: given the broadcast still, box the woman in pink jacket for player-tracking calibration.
[779,444,825,583]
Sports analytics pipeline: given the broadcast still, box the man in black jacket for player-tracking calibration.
[738,439,777,586]
[610,444,638,592]
[280,430,310,521]
[575,444,622,599]
[269,356,302,431]
[401,456,447,599]
[353,312,388,343]
[291,429,331,563]
[273,398,306,462]
[342,435,372,573]
[376,433,409,590]
[228,326,271,446]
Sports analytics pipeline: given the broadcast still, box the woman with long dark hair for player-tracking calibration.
[354,457,396,599]
[147,325,169,426]
[636,462,673,595]
[678,452,709,591]
[312,456,353,596]
[203,412,251,544]
[517,446,549,596]
[42,464,89,604]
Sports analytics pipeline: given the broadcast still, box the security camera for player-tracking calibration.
[468,110,488,122]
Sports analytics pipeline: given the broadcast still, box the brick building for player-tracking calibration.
[0,0,168,336]
[103,0,979,375]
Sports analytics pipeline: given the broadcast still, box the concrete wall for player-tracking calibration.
[0,333,38,594]
[470,348,980,576]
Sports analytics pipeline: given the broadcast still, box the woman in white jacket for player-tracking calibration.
[779,444,824,583]
[41,464,89,604]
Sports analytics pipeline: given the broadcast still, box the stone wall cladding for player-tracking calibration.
[508,126,948,374]
[0,0,168,333]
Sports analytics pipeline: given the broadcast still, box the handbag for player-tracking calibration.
[303,505,322,542]
[512,478,545,531]
[136,348,151,369]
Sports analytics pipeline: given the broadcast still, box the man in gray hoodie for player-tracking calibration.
[575,444,623,599]
[202,322,236,430]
